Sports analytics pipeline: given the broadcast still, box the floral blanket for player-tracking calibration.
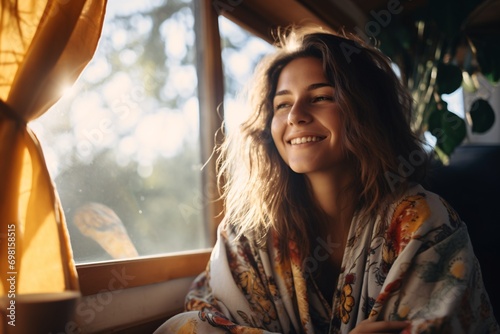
[155,185,499,333]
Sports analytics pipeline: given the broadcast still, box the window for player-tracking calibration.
[32,0,208,264]
[219,16,275,131]
[30,2,275,294]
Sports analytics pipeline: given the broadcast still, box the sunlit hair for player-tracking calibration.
[217,26,427,258]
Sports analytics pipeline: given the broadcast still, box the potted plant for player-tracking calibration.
[378,0,499,163]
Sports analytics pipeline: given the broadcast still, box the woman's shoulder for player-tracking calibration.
[374,183,467,259]
[384,183,463,238]
[216,219,267,254]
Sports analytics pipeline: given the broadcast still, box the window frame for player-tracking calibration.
[75,0,224,294]
[76,249,211,295]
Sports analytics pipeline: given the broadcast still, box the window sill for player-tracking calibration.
[76,248,212,296]
[76,276,195,333]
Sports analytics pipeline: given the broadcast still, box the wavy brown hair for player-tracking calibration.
[217,27,427,258]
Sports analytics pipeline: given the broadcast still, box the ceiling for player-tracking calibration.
[222,0,499,43]
[222,0,427,42]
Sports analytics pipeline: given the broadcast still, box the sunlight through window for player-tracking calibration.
[31,0,207,263]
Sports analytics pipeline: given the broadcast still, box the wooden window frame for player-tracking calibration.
[75,0,225,294]
[76,249,211,295]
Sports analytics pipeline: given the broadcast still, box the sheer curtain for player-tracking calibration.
[0,0,107,295]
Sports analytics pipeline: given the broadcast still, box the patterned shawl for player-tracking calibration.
[156,184,499,333]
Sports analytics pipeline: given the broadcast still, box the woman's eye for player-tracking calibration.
[274,103,290,111]
[312,96,333,103]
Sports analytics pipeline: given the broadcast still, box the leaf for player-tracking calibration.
[428,104,466,156]
[461,71,478,93]
[426,101,442,131]
[433,145,450,166]
[436,63,463,95]
[476,42,500,84]
[470,99,496,133]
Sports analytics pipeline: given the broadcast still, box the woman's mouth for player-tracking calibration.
[289,136,325,145]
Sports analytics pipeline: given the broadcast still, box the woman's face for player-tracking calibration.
[271,57,347,177]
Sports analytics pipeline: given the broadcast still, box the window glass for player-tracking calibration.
[31,0,208,263]
[218,16,275,131]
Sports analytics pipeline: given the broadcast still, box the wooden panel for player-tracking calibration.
[221,0,330,43]
[194,0,226,244]
[221,0,431,42]
[299,0,367,30]
[77,249,211,296]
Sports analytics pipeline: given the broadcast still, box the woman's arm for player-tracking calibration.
[349,319,409,334]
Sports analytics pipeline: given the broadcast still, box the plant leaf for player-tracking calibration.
[471,36,500,84]
[470,98,496,133]
[461,71,478,93]
[437,63,463,95]
[428,105,466,156]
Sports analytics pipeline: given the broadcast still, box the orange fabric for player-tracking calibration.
[0,0,107,295]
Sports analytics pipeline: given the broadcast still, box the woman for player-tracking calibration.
[155,28,498,333]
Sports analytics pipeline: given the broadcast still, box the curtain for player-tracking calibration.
[0,0,107,295]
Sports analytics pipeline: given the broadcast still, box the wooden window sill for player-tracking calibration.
[76,249,212,296]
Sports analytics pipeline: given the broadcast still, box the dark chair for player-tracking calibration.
[425,145,500,321]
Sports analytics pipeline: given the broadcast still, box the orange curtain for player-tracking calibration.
[0,0,107,295]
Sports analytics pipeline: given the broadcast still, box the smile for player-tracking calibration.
[289,136,325,145]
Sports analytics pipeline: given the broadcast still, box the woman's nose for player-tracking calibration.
[288,102,312,125]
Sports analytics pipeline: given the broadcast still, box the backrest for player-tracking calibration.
[426,145,500,320]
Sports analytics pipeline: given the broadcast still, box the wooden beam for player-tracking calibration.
[221,0,331,43]
[194,0,226,244]
[77,250,211,295]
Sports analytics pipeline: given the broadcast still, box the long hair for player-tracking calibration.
[217,27,427,258]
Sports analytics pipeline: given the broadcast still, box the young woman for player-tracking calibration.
[155,28,499,333]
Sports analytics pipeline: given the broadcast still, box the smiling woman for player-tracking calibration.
[156,27,499,334]
[1,0,499,332]
[271,57,344,176]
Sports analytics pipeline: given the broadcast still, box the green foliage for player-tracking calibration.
[427,102,467,156]
[378,0,499,161]
[436,63,463,95]
[470,98,496,133]
[474,36,500,84]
